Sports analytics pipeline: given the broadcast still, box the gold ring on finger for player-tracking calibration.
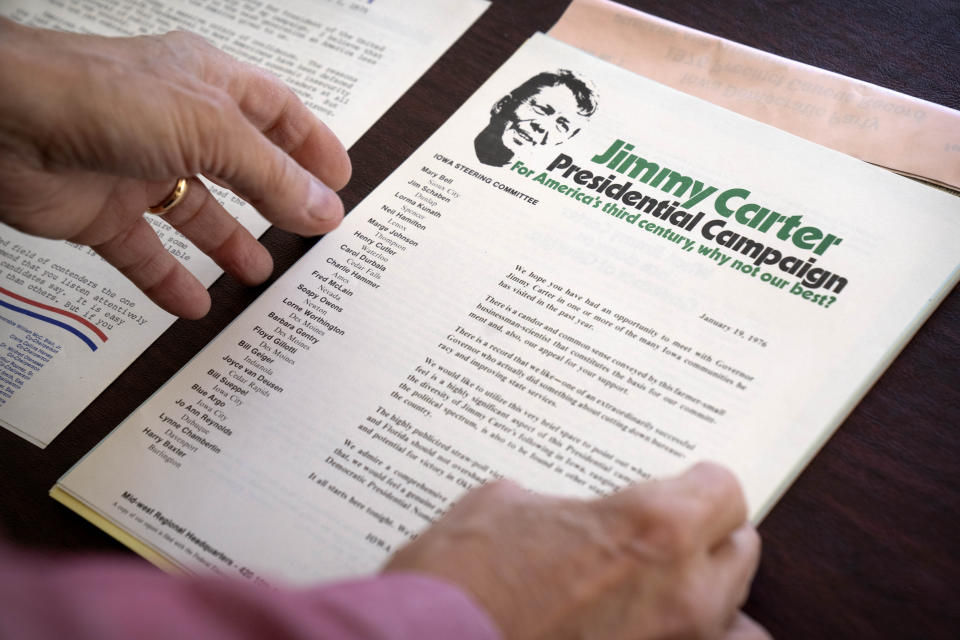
[147,177,190,214]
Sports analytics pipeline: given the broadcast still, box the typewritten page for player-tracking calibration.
[0,0,488,446]
[57,34,960,585]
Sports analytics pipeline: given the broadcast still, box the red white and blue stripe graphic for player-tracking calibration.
[0,286,108,351]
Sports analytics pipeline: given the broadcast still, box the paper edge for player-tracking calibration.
[0,416,48,448]
[751,262,960,523]
[49,485,185,575]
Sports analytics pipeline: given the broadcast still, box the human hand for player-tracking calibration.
[0,18,351,318]
[385,462,769,640]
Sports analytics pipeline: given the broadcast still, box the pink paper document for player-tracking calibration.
[550,0,960,191]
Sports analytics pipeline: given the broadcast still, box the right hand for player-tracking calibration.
[0,19,351,318]
[385,462,769,639]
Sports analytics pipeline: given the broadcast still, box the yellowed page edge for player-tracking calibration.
[49,485,186,575]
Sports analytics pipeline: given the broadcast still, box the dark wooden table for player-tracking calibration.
[2,1,957,637]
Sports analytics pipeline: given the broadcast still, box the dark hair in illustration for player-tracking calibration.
[494,69,599,119]
[475,69,598,167]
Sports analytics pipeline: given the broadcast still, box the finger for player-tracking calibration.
[162,32,351,189]
[710,524,761,613]
[603,462,748,547]
[445,478,530,517]
[92,215,210,319]
[198,103,345,237]
[153,177,273,286]
[723,612,773,640]
[228,62,352,190]
[664,462,748,545]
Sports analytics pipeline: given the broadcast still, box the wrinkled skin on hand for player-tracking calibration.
[386,462,771,640]
[0,18,351,318]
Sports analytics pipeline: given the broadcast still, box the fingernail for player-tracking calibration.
[308,178,341,221]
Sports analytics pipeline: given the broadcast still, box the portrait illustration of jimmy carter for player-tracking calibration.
[474,69,598,167]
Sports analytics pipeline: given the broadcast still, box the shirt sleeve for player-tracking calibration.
[0,543,502,640]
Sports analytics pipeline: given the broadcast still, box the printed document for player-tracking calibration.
[55,34,959,585]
